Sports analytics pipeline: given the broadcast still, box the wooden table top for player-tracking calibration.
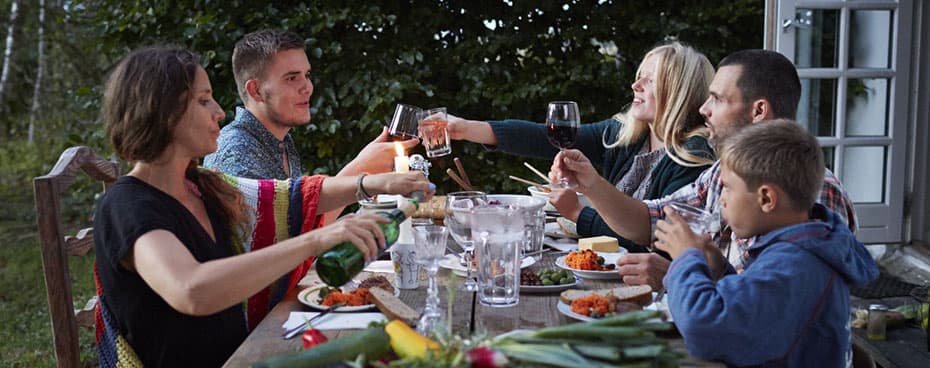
[223,252,717,367]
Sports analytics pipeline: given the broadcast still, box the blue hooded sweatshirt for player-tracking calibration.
[663,205,879,367]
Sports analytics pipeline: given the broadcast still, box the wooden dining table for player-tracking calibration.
[223,251,720,367]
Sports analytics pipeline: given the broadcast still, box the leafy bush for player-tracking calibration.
[71,0,762,194]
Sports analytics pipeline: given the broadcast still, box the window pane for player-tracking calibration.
[798,78,837,137]
[841,146,886,203]
[846,78,889,136]
[793,9,839,68]
[822,146,835,172]
[849,10,893,69]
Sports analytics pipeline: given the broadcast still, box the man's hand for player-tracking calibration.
[654,206,713,259]
[550,149,599,192]
[346,127,419,174]
[616,253,670,291]
[548,188,582,222]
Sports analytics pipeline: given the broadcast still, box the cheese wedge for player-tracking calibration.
[578,236,619,253]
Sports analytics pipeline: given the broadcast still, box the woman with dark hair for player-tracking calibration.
[93,46,431,367]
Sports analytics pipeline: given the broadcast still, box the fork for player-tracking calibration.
[282,302,345,339]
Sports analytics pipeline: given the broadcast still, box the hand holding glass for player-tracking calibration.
[546,101,580,188]
[388,104,422,141]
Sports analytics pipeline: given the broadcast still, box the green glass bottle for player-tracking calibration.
[316,199,418,286]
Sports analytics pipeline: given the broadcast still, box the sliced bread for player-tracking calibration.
[368,287,420,325]
[559,285,653,307]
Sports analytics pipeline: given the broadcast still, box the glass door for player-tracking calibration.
[772,0,913,243]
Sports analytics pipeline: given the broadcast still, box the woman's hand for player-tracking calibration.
[653,206,713,259]
[308,213,388,262]
[365,172,435,199]
[550,149,599,192]
[548,188,582,222]
[446,113,497,145]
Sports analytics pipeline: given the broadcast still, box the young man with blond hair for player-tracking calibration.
[654,120,878,366]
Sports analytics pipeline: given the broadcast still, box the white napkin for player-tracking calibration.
[363,260,395,273]
[282,312,387,331]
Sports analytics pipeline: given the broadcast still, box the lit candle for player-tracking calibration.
[393,142,410,173]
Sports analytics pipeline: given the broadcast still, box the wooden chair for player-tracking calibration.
[34,146,119,368]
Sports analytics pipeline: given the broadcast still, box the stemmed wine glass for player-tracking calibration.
[546,101,580,188]
[444,191,487,291]
[412,225,449,335]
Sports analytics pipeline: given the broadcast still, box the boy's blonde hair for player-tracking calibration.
[609,41,715,167]
[719,120,824,212]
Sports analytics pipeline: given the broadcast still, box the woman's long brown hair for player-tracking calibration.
[102,46,248,234]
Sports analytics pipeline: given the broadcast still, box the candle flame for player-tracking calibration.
[394,142,405,156]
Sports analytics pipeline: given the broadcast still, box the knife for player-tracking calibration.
[282,302,346,339]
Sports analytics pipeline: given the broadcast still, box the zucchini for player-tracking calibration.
[253,326,390,368]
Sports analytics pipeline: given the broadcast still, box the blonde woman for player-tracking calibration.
[447,42,714,254]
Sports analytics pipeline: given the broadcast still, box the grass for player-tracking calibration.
[0,220,99,368]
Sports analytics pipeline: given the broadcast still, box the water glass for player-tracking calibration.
[413,225,449,335]
[388,103,422,141]
[445,191,487,291]
[667,201,721,234]
[487,195,546,258]
[417,107,452,158]
[472,205,524,307]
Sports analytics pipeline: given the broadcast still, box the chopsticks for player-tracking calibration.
[523,162,551,183]
[508,175,549,191]
[447,156,474,191]
[453,157,472,188]
[447,168,472,191]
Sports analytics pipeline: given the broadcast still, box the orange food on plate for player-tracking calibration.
[321,287,371,307]
[570,294,612,316]
[565,249,611,271]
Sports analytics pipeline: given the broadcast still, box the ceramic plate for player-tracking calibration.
[297,272,396,311]
[554,252,625,280]
[556,300,594,322]
[557,294,672,322]
[543,222,578,252]
[520,278,581,293]
[438,254,536,277]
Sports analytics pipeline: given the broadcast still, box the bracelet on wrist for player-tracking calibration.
[355,173,374,202]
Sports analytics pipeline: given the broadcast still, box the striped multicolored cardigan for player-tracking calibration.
[96,174,327,367]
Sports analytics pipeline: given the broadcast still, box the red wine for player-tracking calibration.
[547,123,577,149]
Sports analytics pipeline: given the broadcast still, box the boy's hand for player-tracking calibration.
[654,206,713,259]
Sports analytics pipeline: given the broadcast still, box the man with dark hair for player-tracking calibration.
[553,49,857,287]
[205,29,417,181]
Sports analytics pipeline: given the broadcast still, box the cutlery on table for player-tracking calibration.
[282,302,346,340]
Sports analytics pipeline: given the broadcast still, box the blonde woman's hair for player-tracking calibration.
[718,119,824,212]
[607,42,715,167]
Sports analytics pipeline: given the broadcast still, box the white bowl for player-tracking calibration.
[526,185,591,212]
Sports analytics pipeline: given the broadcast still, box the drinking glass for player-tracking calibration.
[417,107,452,158]
[388,103,422,141]
[444,191,488,291]
[412,225,449,335]
[472,204,524,307]
[546,101,580,188]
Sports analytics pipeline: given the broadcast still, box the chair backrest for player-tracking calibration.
[34,146,119,368]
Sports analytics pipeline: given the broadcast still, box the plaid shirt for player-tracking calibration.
[644,160,857,272]
[203,107,303,180]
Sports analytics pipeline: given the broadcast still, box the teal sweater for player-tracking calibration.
[487,118,714,253]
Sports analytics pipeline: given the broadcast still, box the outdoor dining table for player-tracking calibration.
[222,252,722,367]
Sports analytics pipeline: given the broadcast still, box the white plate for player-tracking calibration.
[557,294,673,322]
[520,278,581,293]
[297,272,396,312]
[555,252,625,280]
[556,300,594,321]
[438,254,536,277]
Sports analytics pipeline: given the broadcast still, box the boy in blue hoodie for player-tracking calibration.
[654,120,879,367]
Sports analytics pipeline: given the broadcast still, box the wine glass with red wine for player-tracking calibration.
[546,101,580,188]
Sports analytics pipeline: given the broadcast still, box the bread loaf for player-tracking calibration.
[368,287,420,325]
[559,285,653,307]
